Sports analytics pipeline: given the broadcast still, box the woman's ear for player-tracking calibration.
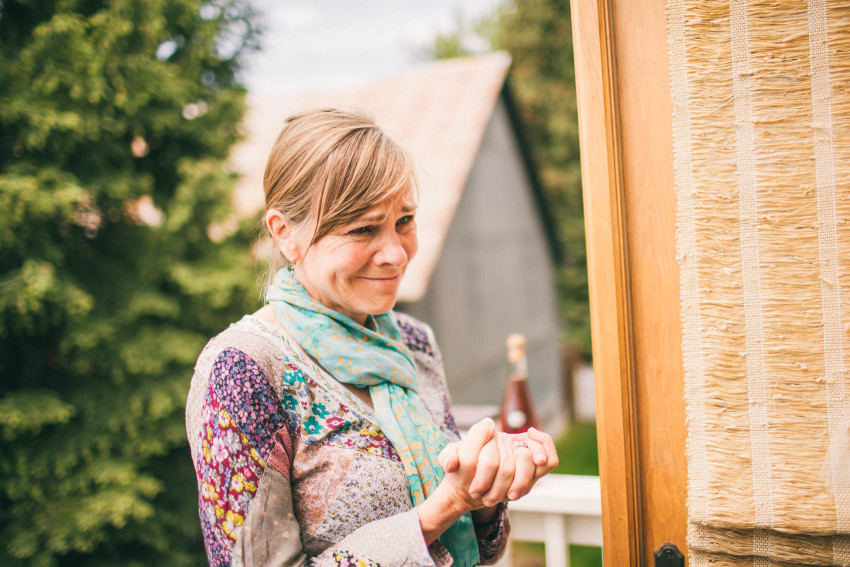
[266,209,302,263]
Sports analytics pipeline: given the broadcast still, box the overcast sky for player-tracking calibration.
[243,0,503,96]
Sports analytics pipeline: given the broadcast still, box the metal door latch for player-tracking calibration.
[654,543,684,567]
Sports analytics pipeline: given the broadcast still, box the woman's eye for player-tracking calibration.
[348,225,373,236]
[397,215,414,225]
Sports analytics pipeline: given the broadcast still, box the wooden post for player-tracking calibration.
[570,0,688,563]
[570,0,642,563]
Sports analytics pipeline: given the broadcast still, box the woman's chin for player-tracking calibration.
[363,296,399,317]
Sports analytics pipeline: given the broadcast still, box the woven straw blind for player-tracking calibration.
[667,0,850,564]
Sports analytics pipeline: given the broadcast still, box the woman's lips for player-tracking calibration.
[361,274,401,283]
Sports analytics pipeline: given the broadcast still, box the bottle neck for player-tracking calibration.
[509,357,528,378]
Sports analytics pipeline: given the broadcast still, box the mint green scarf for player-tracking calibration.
[267,267,479,566]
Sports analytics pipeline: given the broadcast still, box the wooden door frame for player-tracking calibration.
[570,0,642,563]
[571,0,689,564]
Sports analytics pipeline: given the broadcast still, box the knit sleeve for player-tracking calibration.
[473,502,511,565]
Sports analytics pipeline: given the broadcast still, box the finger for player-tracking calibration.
[522,437,548,466]
[527,427,560,475]
[438,442,460,473]
[468,440,500,498]
[506,432,546,465]
[527,427,558,464]
[508,446,535,500]
[531,439,547,465]
[458,418,496,470]
[481,433,516,507]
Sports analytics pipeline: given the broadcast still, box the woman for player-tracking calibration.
[186,109,558,567]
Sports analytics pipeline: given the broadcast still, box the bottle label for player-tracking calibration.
[506,410,527,430]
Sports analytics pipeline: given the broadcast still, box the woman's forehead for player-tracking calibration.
[358,191,417,220]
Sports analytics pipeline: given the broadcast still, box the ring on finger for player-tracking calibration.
[512,440,528,451]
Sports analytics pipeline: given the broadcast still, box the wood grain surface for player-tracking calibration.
[571,0,688,563]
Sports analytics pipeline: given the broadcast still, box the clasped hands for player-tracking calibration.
[418,418,559,543]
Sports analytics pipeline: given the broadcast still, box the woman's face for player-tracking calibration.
[293,189,418,325]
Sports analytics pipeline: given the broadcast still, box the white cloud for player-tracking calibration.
[244,0,504,94]
[272,3,323,29]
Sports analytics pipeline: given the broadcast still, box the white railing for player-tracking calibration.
[495,474,603,567]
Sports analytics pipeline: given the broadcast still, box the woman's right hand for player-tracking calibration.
[438,421,558,503]
[417,418,558,543]
[417,418,498,542]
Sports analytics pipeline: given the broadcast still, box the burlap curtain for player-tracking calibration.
[668,0,850,565]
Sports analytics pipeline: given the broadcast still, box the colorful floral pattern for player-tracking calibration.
[442,396,459,437]
[278,361,401,463]
[209,348,287,455]
[332,550,382,567]
[195,348,285,566]
[189,315,509,566]
[395,314,435,357]
[475,503,510,560]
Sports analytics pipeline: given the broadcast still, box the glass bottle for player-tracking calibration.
[498,333,540,434]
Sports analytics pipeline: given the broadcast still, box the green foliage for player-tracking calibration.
[554,421,599,476]
[511,541,603,567]
[419,13,476,60]
[488,0,589,356]
[427,31,471,61]
[0,0,261,564]
[432,0,591,356]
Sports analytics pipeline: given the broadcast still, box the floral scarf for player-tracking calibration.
[266,267,479,566]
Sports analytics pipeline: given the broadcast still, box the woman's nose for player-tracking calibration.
[374,230,407,266]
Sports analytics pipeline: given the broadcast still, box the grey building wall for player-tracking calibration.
[399,97,562,425]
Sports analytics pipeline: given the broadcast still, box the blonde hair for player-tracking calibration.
[261,108,416,282]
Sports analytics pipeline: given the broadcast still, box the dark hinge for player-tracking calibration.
[654,543,684,567]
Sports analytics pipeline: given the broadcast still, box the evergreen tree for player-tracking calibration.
[486,0,588,356]
[429,0,590,356]
[0,1,261,564]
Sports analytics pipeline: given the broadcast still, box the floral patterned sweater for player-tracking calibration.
[185,312,509,566]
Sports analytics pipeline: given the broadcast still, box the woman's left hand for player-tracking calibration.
[438,426,559,505]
